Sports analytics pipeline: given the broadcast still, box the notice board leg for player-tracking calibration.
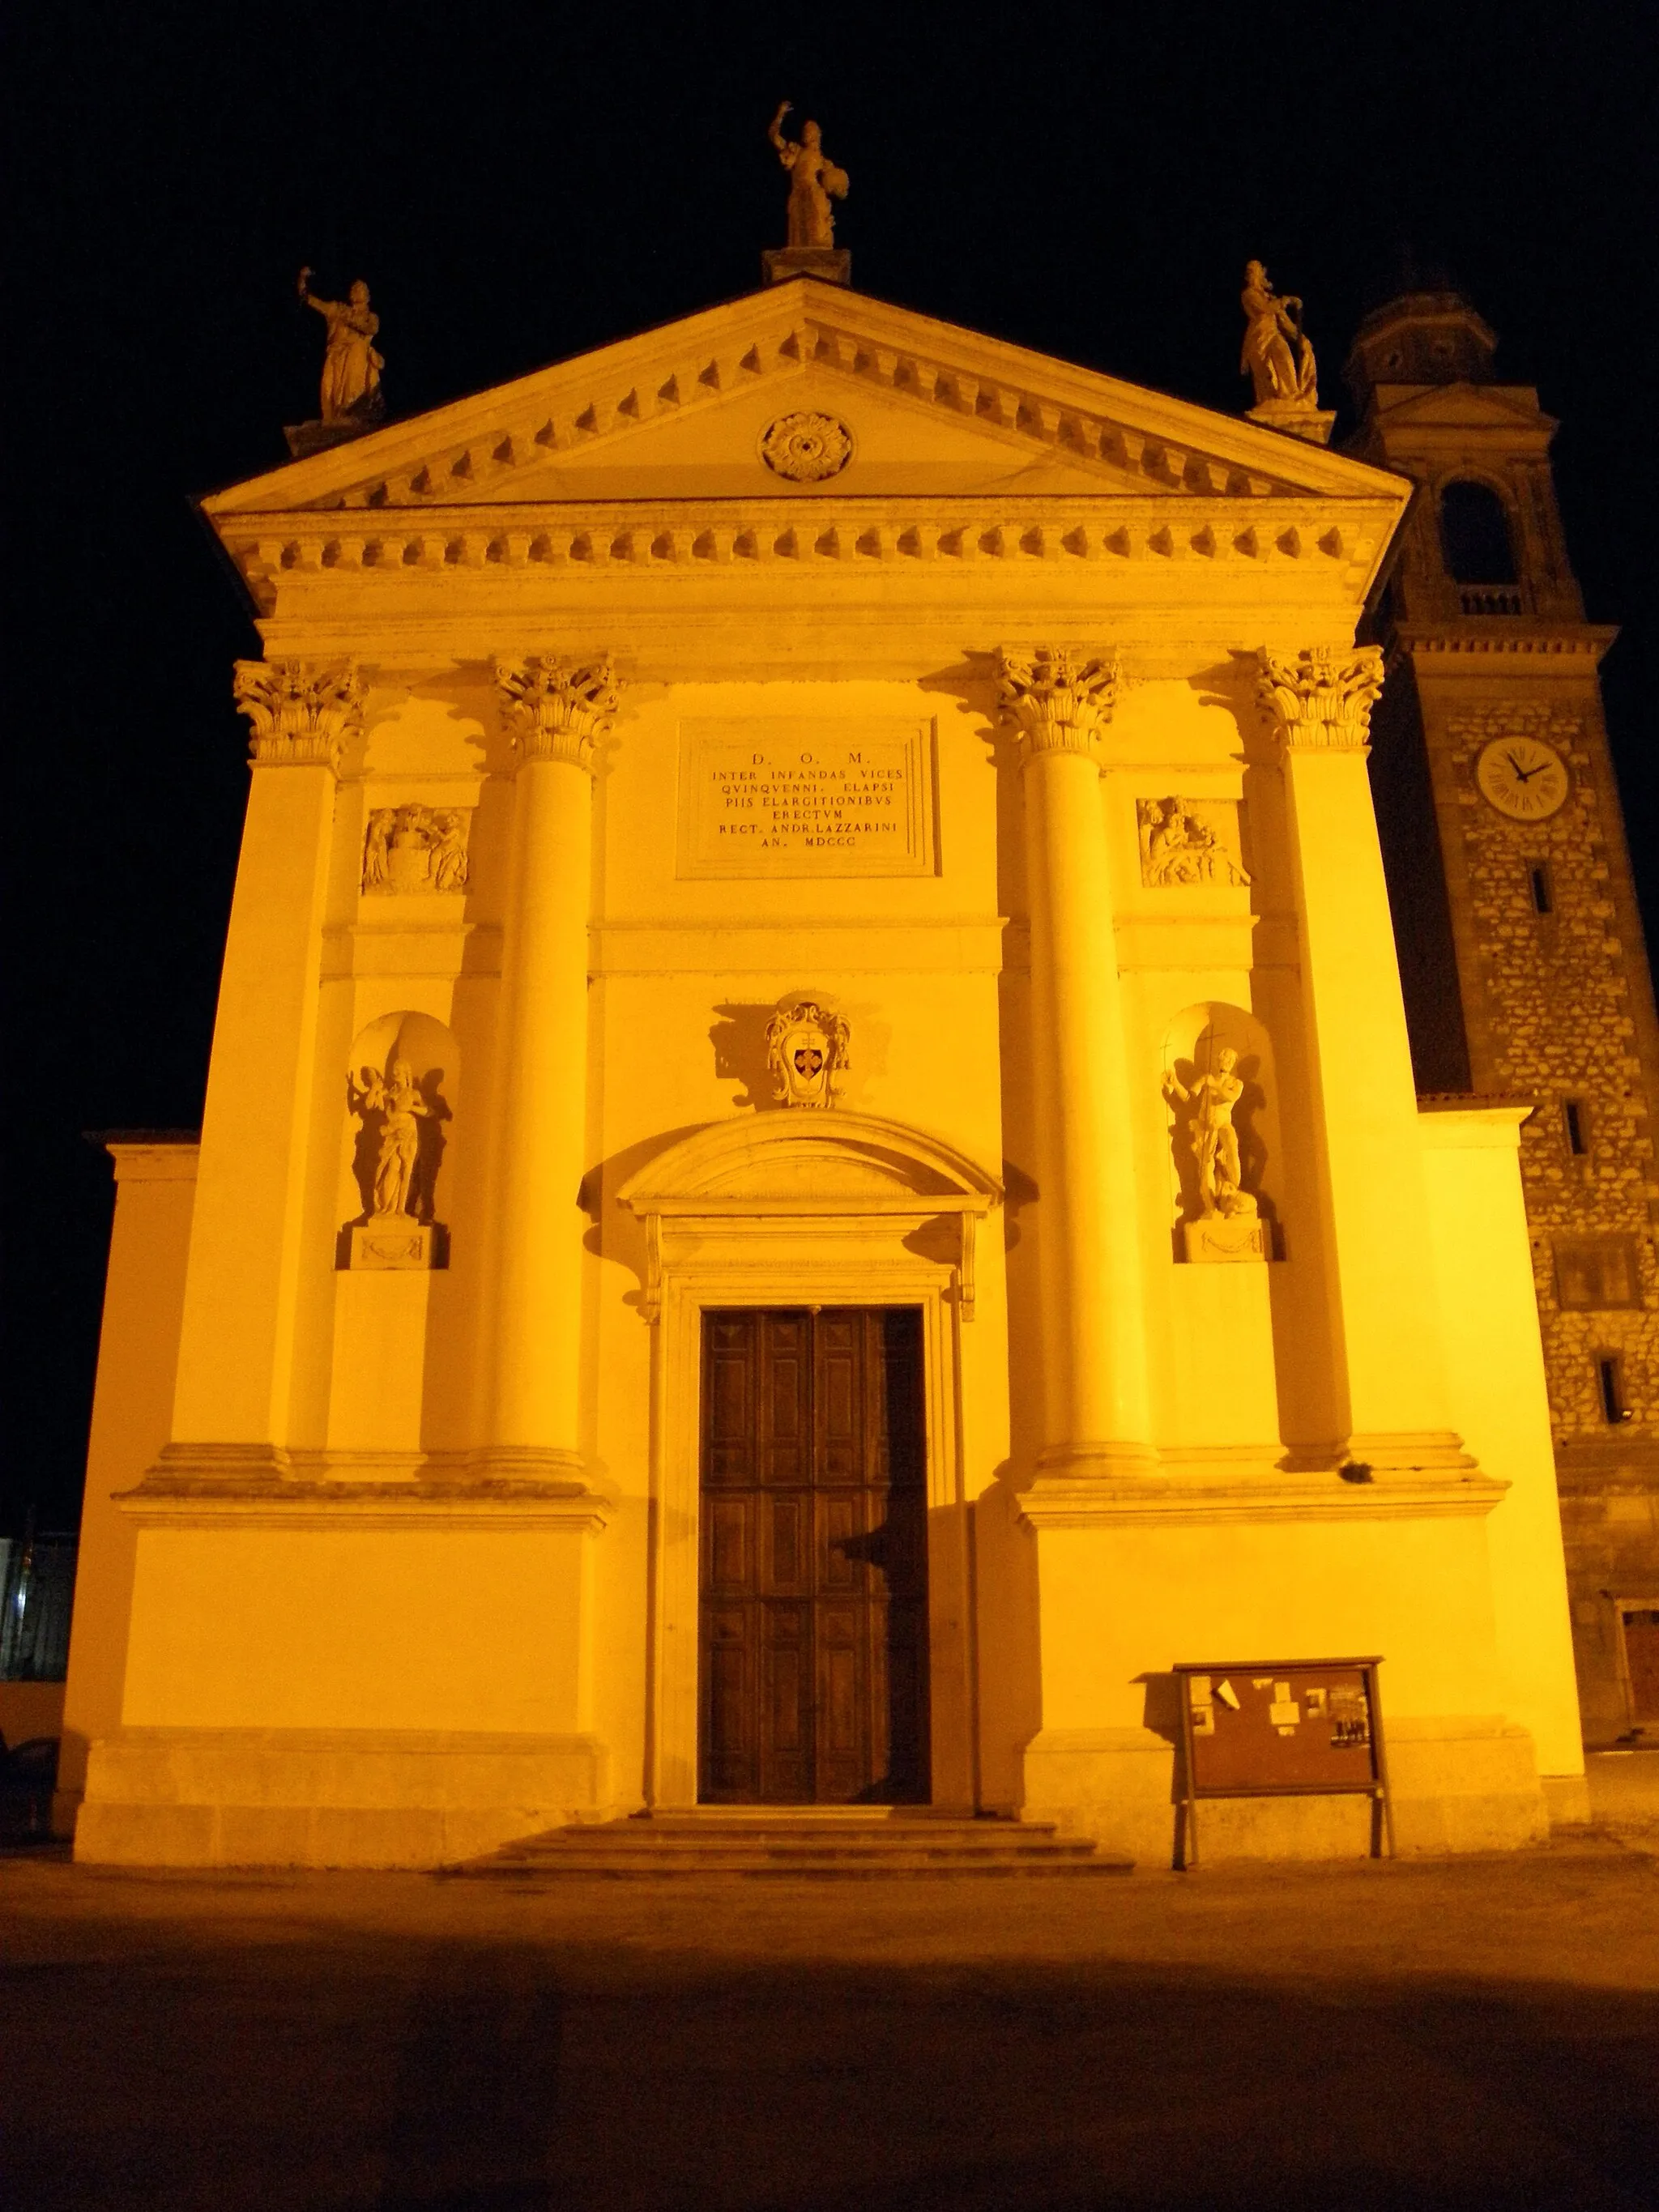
[1178,1795,1198,1870]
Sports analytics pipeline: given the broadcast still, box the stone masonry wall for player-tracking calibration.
[1444,701,1659,1430]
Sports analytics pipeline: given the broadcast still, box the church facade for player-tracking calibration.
[62,275,1589,1865]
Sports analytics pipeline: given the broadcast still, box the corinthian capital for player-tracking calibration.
[996,646,1122,761]
[494,656,619,770]
[1256,646,1384,755]
[232,659,364,769]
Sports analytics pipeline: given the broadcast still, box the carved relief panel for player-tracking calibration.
[1137,797,1250,888]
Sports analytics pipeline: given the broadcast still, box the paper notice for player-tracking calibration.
[1214,1679,1241,1710]
[1269,1700,1300,1726]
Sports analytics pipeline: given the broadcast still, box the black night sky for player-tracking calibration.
[4,2,1655,1529]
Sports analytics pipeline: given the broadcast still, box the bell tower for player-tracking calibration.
[1350,288,1659,1744]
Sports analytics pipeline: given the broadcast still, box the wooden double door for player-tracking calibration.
[698,1307,930,1804]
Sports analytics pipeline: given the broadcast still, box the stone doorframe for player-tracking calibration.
[619,1111,1001,1812]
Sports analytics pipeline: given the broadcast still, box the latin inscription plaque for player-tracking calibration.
[676,722,936,879]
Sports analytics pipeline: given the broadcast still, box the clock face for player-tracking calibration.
[1475,736,1570,821]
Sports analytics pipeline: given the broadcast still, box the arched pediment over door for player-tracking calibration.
[617,1110,1003,1322]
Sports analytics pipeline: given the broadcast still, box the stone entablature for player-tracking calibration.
[216,500,1390,620]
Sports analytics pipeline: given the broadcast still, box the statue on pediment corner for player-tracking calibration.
[765,999,850,1109]
[768,103,848,249]
[1240,260,1318,409]
[298,266,385,428]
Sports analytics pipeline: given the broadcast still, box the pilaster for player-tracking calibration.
[164,661,360,1469]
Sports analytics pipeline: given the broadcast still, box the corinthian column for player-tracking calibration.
[1258,646,1470,1471]
[479,656,618,1482]
[168,661,362,1468]
[997,647,1154,1487]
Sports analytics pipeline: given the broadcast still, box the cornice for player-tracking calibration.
[1017,1465,1509,1528]
[215,494,1398,616]
[1395,623,1618,667]
[118,1477,612,1533]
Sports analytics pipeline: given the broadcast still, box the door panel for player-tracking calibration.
[697,1307,930,1804]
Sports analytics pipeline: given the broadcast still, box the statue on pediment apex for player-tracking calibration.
[768,103,848,249]
[1240,260,1319,408]
[298,266,385,427]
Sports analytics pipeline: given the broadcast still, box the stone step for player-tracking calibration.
[453,1814,1133,1880]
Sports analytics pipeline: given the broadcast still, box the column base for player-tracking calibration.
[467,1444,589,1489]
[1340,1430,1480,1476]
[1021,1441,1161,1527]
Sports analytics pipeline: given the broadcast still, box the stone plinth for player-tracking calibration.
[283,416,382,460]
[762,248,851,288]
[1183,1213,1269,1263]
[347,1221,445,1270]
[1247,400,1337,447]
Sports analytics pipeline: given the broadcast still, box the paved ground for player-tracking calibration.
[3,1761,1657,2212]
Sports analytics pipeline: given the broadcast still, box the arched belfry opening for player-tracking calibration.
[1439,479,1517,586]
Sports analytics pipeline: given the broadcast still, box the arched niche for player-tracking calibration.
[1161,1003,1280,1243]
[339,1010,460,1234]
[1438,478,1517,586]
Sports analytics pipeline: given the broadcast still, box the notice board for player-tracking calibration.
[1172,1656,1392,1865]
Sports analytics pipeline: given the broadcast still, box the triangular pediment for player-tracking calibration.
[1367,381,1555,435]
[203,279,1408,522]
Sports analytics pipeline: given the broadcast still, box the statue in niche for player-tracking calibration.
[767,104,848,248]
[1138,798,1251,888]
[1164,1046,1256,1221]
[1240,260,1319,408]
[298,266,385,427]
[348,1057,450,1223]
[361,804,471,894]
[766,1000,850,1109]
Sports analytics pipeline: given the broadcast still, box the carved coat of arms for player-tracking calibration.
[765,1000,850,1109]
[362,804,471,894]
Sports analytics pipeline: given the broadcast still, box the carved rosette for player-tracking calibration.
[1256,646,1384,756]
[996,646,1122,763]
[232,658,364,770]
[759,411,854,481]
[494,656,619,771]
